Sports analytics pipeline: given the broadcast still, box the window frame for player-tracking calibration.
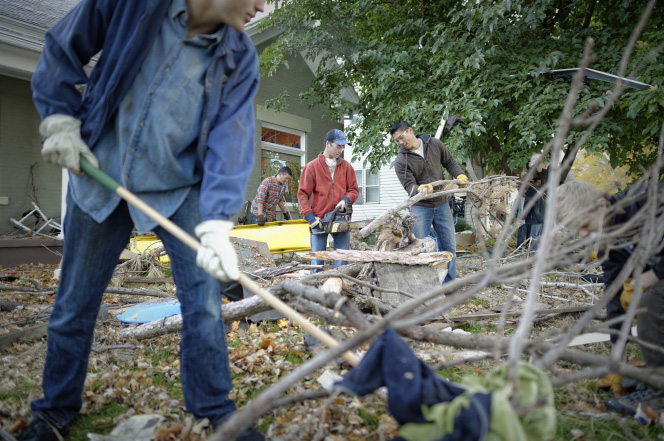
[260,122,306,168]
[355,169,380,205]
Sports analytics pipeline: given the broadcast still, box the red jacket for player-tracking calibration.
[298,155,359,221]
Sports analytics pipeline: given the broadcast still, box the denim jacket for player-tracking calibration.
[31,0,259,223]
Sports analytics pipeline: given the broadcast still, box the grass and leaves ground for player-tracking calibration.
[2,247,664,440]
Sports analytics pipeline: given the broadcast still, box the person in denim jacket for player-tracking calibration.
[20,1,266,440]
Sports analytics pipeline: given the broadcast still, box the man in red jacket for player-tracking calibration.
[298,129,359,270]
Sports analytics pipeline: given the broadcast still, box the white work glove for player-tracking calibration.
[39,114,99,176]
[309,217,322,229]
[335,199,346,211]
[194,220,239,282]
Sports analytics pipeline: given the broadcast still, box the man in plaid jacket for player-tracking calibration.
[250,166,292,225]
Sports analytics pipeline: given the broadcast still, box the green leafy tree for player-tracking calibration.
[259,0,664,179]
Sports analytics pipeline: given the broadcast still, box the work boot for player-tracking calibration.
[605,384,664,416]
[17,414,68,441]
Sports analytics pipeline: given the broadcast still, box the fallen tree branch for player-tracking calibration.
[104,287,174,297]
[0,300,23,312]
[266,390,329,412]
[90,344,137,353]
[447,305,590,323]
[0,284,44,292]
[297,249,452,266]
[0,323,48,349]
[358,181,484,239]
[279,280,371,330]
[118,290,287,340]
[0,290,56,297]
[122,277,174,284]
[400,325,664,389]
[0,284,173,298]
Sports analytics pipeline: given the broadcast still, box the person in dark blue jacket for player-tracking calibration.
[516,175,545,251]
[20,1,266,440]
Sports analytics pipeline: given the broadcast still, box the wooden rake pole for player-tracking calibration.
[80,157,360,366]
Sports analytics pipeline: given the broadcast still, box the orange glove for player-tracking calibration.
[596,373,624,396]
[620,278,636,311]
[456,174,469,188]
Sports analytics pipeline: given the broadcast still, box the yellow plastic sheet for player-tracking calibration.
[129,236,170,263]
[128,220,317,260]
[230,219,318,253]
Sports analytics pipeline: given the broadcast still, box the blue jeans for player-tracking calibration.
[517,222,542,251]
[31,189,235,427]
[310,228,350,272]
[529,223,542,251]
[411,204,456,283]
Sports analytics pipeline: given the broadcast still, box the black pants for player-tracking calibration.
[637,280,664,367]
[220,281,244,302]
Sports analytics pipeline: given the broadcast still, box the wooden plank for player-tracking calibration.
[447,305,590,322]
[231,237,274,272]
[297,249,452,266]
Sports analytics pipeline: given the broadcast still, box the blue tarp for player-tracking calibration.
[117,300,181,323]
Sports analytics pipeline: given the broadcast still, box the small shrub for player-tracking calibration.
[455,218,473,233]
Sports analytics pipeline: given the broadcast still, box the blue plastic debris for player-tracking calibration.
[117,300,181,324]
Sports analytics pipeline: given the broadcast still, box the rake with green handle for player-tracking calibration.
[79,156,360,366]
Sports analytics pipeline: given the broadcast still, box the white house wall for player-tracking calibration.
[353,166,409,222]
[347,143,409,222]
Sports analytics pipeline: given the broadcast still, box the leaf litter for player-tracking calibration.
[1,256,662,440]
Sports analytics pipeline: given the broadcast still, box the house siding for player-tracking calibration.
[347,141,409,222]
[0,75,62,235]
[352,166,409,222]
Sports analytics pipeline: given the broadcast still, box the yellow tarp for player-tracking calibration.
[230,219,317,253]
[128,219,315,260]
